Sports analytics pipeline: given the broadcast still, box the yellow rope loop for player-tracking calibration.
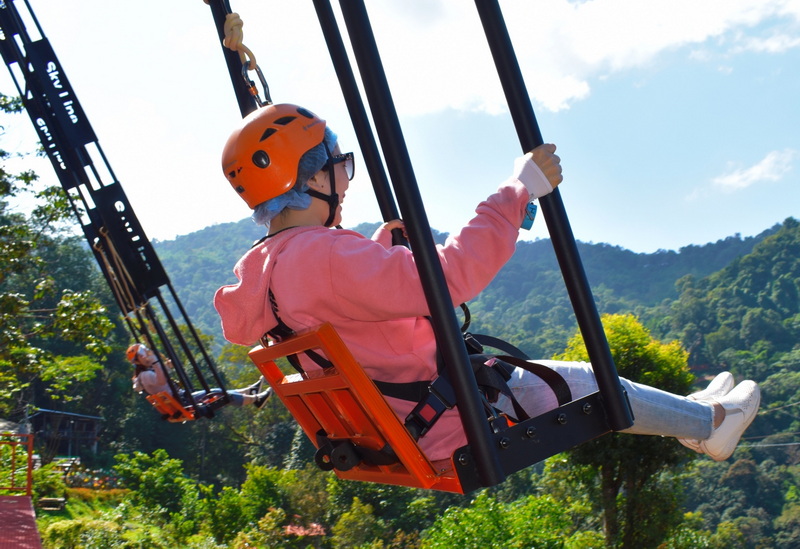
[223,13,256,70]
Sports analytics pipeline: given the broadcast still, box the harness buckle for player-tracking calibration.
[404,376,457,440]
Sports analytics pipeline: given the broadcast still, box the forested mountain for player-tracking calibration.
[7,201,800,546]
[127,216,799,547]
[153,215,777,355]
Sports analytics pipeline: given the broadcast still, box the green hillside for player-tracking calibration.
[92,216,800,546]
[154,216,777,355]
[7,204,800,547]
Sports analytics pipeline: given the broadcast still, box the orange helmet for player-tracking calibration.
[221,104,327,209]
[126,343,145,363]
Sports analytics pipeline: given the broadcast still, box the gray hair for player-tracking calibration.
[252,127,338,229]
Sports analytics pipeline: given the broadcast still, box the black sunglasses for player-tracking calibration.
[324,151,355,181]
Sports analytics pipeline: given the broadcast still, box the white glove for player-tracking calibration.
[513,152,554,199]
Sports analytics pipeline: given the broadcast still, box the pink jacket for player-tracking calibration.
[215,179,530,460]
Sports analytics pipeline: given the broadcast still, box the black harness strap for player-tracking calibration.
[373,354,510,403]
[266,289,333,372]
[489,355,572,423]
[467,332,530,358]
[265,285,572,464]
[376,354,573,426]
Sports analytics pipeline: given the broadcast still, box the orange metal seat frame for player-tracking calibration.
[146,392,196,423]
[250,323,616,494]
[146,390,229,423]
[249,323,466,493]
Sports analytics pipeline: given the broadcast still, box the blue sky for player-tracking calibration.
[1,0,798,253]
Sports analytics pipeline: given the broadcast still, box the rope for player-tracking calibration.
[202,1,256,70]
[759,400,800,413]
[222,13,257,70]
[93,228,154,339]
[203,1,271,106]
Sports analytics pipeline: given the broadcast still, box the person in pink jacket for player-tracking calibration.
[214,103,760,463]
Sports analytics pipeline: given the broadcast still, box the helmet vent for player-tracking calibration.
[297,107,315,119]
[252,150,271,168]
[273,116,296,126]
[235,185,245,194]
[259,128,277,142]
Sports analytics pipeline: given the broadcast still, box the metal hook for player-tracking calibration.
[240,61,272,106]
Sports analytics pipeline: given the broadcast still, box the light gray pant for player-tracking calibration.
[189,388,247,407]
[494,360,713,441]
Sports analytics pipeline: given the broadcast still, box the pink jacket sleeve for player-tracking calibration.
[317,180,529,322]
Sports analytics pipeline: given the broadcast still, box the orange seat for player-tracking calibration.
[146,388,230,422]
[146,392,196,423]
[249,323,466,493]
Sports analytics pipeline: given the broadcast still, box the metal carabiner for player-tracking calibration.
[240,61,272,107]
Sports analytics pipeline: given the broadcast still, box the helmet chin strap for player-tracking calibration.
[304,187,339,227]
[304,145,340,228]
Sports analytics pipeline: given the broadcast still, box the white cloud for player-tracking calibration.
[735,32,800,53]
[712,149,796,190]
[6,0,800,243]
[123,0,796,120]
[344,0,800,114]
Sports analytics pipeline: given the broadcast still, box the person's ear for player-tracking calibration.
[306,172,327,191]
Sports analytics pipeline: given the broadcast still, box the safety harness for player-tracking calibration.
[264,286,572,471]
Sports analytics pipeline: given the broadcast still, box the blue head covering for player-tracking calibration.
[252,127,338,229]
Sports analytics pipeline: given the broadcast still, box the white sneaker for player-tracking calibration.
[677,372,735,452]
[699,380,760,461]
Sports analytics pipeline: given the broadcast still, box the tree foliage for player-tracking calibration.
[0,93,115,420]
[556,313,694,548]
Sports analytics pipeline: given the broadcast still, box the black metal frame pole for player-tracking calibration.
[473,0,633,430]
[312,0,400,226]
[337,0,505,486]
[207,0,259,118]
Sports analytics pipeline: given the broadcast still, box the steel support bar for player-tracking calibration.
[312,0,402,237]
[0,0,229,414]
[337,0,505,487]
[473,0,633,430]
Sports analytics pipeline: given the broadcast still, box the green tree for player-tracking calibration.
[113,449,201,518]
[326,473,460,535]
[422,491,582,549]
[331,496,387,548]
[205,464,294,544]
[506,493,576,548]
[422,492,511,548]
[278,463,330,527]
[31,462,67,501]
[556,313,694,548]
[0,92,114,419]
[239,463,287,520]
[207,485,249,544]
[231,507,289,548]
